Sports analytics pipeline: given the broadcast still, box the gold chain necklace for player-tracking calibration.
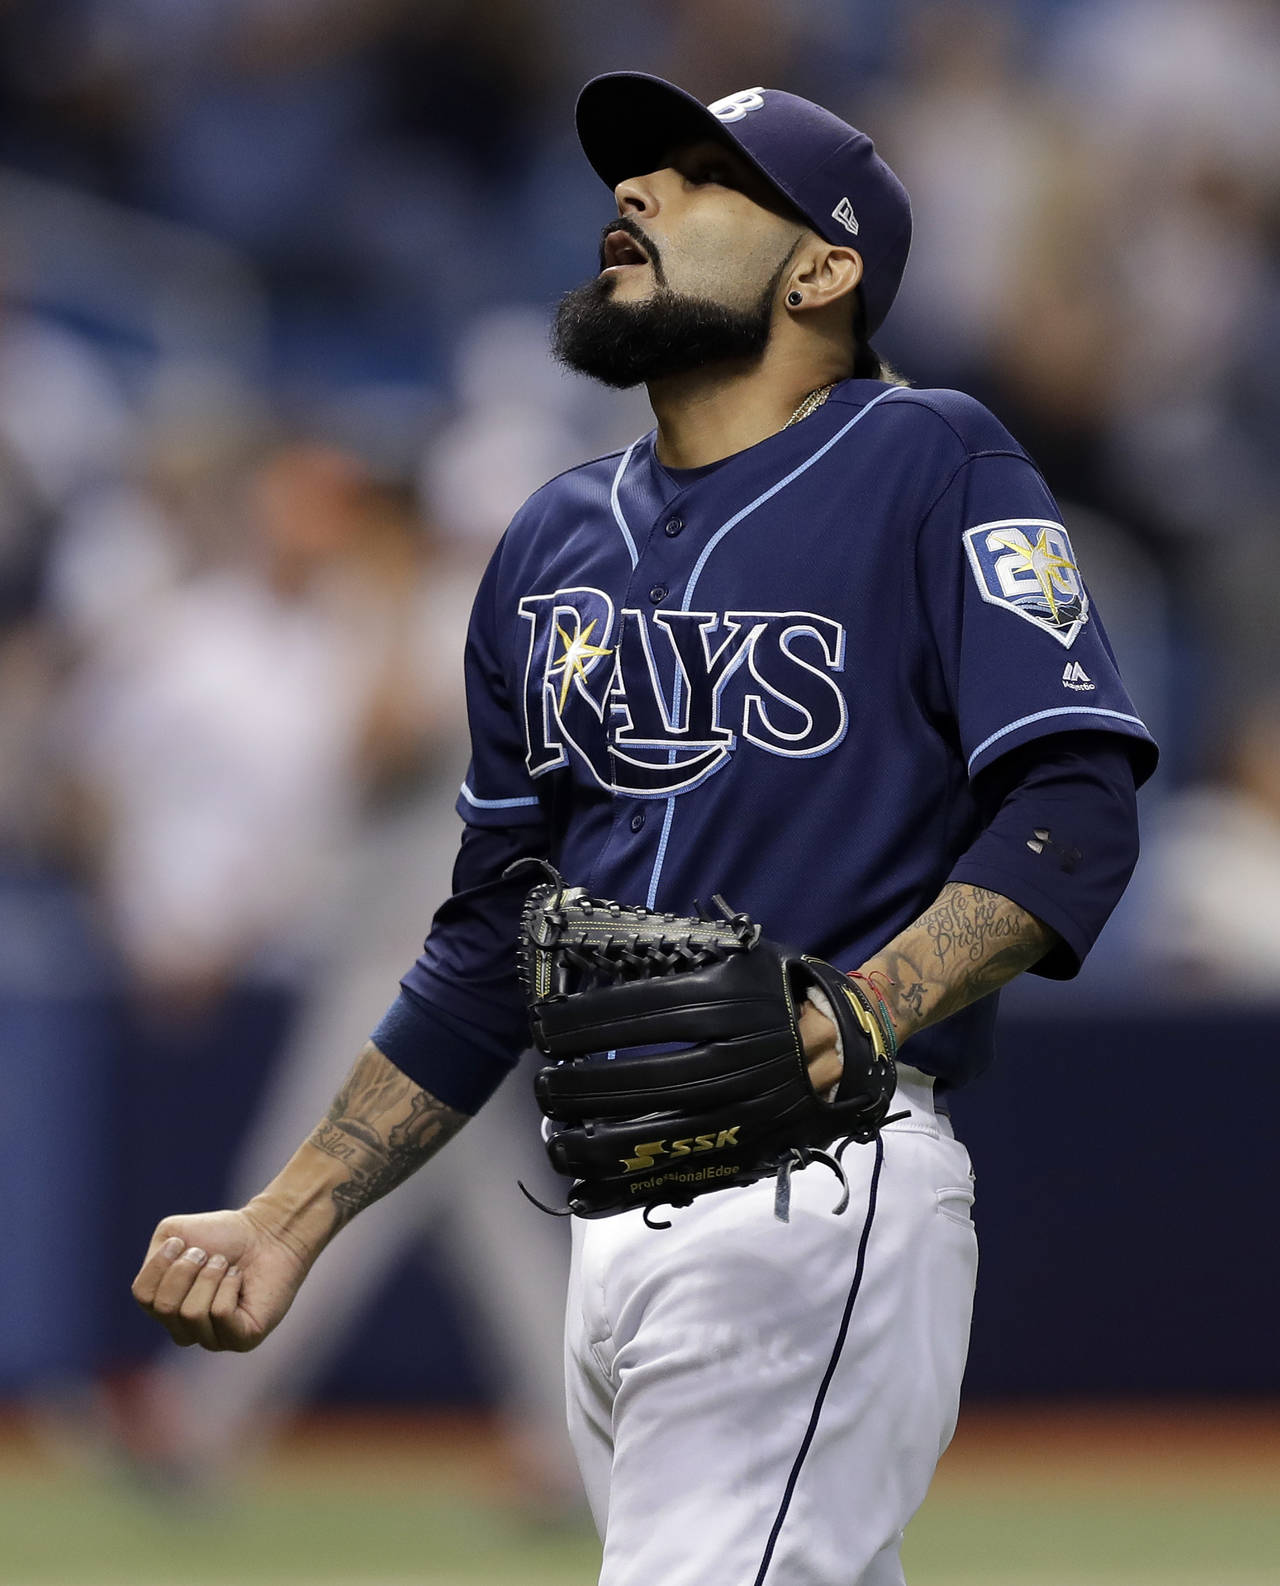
[783,382,836,429]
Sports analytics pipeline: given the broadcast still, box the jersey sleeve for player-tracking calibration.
[454,539,547,829]
[916,449,1159,785]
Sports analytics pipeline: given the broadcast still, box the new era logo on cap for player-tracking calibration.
[831,197,859,236]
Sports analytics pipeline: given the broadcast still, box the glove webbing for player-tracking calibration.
[556,928,749,982]
[511,858,761,993]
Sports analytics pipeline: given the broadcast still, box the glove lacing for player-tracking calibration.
[771,1117,912,1224]
[773,1145,850,1223]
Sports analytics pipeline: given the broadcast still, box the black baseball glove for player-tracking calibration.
[510,863,902,1225]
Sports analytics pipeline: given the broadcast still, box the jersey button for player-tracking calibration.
[648,584,668,603]
[630,810,646,833]
[664,517,684,537]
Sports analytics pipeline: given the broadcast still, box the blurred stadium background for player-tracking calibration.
[1,0,1278,1581]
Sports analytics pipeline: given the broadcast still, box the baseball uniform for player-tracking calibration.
[376,80,1156,1586]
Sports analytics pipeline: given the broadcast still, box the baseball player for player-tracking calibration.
[133,75,1157,1585]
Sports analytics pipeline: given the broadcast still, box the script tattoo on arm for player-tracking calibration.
[859,883,1058,1047]
[305,1042,467,1227]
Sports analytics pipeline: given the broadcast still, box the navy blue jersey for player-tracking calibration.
[453,379,1156,1087]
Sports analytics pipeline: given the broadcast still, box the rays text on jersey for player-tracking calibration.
[518,587,848,797]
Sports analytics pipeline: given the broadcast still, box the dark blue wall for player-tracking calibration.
[953,1007,1279,1397]
[314,1005,1280,1404]
[4,971,1276,1402]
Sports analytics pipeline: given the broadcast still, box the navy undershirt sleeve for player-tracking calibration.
[371,986,518,1115]
[948,731,1140,979]
[372,820,549,1112]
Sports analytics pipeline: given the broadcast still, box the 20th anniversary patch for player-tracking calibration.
[962,518,1090,648]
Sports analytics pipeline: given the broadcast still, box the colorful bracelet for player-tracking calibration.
[846,970,899,1060]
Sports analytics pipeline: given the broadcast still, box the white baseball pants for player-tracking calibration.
[565,1067,978,1586]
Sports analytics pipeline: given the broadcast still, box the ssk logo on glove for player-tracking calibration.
[621,1128,741,1173]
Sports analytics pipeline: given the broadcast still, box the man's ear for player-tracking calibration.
[785,246,864,313]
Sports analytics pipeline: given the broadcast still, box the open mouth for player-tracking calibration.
[602,229,650,272]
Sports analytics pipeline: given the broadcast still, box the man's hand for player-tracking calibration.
[131,1208,309,1352]
[131,1043,468,1351]
[801,998,842,1094]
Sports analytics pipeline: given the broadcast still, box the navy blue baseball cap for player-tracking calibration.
[575,73,912,335]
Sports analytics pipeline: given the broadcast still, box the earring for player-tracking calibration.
[787,291,803,307]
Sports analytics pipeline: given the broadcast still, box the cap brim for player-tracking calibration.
[576,72,751,193]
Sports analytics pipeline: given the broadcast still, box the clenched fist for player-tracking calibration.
[131,1207,309,1352]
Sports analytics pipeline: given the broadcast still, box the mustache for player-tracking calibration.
[597,216,665,284]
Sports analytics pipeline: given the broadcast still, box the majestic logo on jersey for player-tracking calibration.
[708,88,766,122]
[518,587,847,796]
[962,519,1090,648]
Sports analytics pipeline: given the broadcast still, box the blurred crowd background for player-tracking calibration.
[1,0,1278,1518]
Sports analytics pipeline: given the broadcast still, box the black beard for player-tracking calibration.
[551,270,781,389]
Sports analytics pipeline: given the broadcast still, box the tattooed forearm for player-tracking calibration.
[860,884,1057,1045]
[305,1042,468,1228]
[919,886,1030,970]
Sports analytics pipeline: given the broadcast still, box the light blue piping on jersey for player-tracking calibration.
[645,385,905,910]
[459,780,540,809]
[610,439,642,568]
[966,705,1149,772]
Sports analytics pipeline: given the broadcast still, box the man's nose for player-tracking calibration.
[613,169,670,218]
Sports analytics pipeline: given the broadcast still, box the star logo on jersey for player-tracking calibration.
[549,618,612,711]
[992,528,1077,620]
[962,518,1090,648]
